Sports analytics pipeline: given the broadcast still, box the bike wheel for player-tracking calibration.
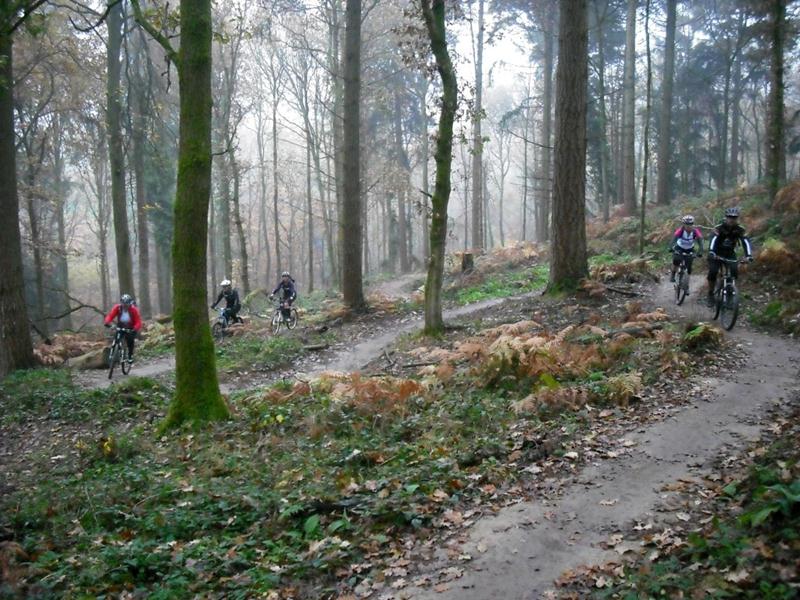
[107,343,120,379]
[719,288,740,331]
[212,321,224,340]
[121,345,131,375]
[287,308,298,330]
[272,313,282,335]
[675,272,687,305]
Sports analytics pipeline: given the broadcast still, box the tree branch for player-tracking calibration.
[8,0,49,34]
[129,0,178,64]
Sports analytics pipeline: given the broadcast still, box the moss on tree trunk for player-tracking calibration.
[421,0,457,335]
[161,0,228,427]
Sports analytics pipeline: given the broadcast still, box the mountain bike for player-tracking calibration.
[673,250,696,306]
[108,327,133,379]
[212,307,238,341]
[709,255,746,331]
[271,301,298,334]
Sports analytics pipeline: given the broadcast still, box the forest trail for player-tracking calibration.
[75,273,534,391]
[405,277,800,600]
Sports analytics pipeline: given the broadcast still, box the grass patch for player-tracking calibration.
[0,369,170,426]
[447,264,548,305]
[214,334,305,372]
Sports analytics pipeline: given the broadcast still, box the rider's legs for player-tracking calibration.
[670,252,684,281]
[124,330,136,360]
[706,257,721,301]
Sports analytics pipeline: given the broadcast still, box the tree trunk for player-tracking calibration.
[420,0,457,334]
[306,139,314,292]
[24,149,48,338]
[393,91,411,272]
[639,0,652,255]
[548,0,589,291]
[470,0,485,250]
[420,76,431,262]
[218,154,233,279]
[330,0,344,289]
[655,0,676,205]
[52,118,72,330]
[107,0,135,299]
[272,89,282,274]
[159,0,228,426]
[131,78,152,317]
[536,9,555,242]
[256,111,271,287]
[522,77,530,240]
[730,54,743,184]
[621,0,637,214]
[341,0,364,308]
[592,1,611,221]
[766,0,786,202]
[231,155,250,295]
[0,27,35,375]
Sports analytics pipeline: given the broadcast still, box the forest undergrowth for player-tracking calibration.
[3,183,798,598]
[0,276,738,598]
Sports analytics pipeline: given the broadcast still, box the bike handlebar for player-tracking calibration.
[709,255,747,264]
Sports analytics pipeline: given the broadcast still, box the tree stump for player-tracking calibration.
[461,252,474,273]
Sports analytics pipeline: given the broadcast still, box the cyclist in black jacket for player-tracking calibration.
[211,279,243,324]
[706,207,754,304]
[270,271,297,319]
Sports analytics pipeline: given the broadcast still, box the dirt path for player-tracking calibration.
[403,278,800,600]
[74,276,529,391]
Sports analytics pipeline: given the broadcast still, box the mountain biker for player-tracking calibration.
[103,294,142,363]
[669,214,704,284]
[706,206,754,305]
[270,271,297,319]
[211,279,243,324]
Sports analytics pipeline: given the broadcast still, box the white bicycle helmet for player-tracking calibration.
[725,207,740,218]
[681,215,694,225]
[220,279,232,287]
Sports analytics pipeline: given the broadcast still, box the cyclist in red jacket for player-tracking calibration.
[103,294,142,363]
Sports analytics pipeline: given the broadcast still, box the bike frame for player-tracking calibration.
[713,256,739,298]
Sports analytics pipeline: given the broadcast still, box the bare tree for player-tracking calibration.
[106,0,135,298]
[620,0,637,214]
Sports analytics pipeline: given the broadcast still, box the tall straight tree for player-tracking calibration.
[341,0,364,308]
[765,0,785,202]
[534,4,556,243]
[620,0,637,213]
[130,31,152,317]
[548,0,589,291]
[132,0,229,426]
[420,0,457,334]
[106,0,135,298]
[0,0,40,377]
[655,0,676,205]
[470,0,485,250]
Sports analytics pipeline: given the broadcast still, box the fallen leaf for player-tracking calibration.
[725,568,750,583]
